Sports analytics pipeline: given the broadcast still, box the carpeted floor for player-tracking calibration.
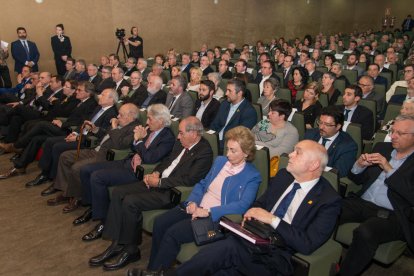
[0,152,412,275]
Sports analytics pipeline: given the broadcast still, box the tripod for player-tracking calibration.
[116,38,129,63]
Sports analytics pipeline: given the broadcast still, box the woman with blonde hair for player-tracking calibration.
[187,66,202,92]
[293,81,322,129]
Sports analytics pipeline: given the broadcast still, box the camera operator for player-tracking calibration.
[124,26,143,59]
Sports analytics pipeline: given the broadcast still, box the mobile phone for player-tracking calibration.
[135,165,144,181]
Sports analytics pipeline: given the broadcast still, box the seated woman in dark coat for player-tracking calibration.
[294,81,323,129]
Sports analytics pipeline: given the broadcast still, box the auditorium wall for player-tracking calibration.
[0,0,411,75]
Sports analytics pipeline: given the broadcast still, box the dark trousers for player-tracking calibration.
[339,197,405,276]
[176,235,291,276]
[13,135,49,169]
[103,182,171,246]
[0,65,12,88]
[79,159,136,220]
[38,137,76,179]
[55,58,66,76]
[4,105,41,143]
[15,121,66,148]
[148,206,193,270]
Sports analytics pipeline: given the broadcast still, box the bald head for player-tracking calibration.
[118,103,139,127]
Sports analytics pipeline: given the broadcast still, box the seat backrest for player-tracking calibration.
[277,88,292,104]
[295,90,304,102]
[289,112,306,141]
[252,146,270,198]
[202,131,220,160]
[319,93,329,107]
[275,72,284,87]
[138,109,148,126]
[252,103,263,122]
[334,79,346,94]
[316,66,328,73]
[394,86,407,96]
[388,64,398,82]
[359,99,377,131]
[247,83,260,103]
[345,123,362,157]
[342,69,358,84]
[187,90,198,103]
[383,103,402,126]
[374,84,386,100]
[162,70,171,82]
[372,130,389,149]
[218,79,229,92]
[170,118,180,137]
[379,72,392,89]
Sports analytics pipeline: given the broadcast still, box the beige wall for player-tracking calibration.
[0,0,411,75]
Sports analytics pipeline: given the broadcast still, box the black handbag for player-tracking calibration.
[191,216,225,246]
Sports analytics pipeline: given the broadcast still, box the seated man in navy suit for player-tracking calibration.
[338,115,414,275]
[139,140,341,276]
[337,85,374,140]
[304,106,358,177]
[210,79,257,150]
[367,63,388,89]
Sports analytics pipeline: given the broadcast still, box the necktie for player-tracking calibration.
[344,109,351,121]
[322,138,330,147]
[144,131,156,148]
[274,183,301,219]
[169,97,176,110]
[91,108,105,124]
[22,41,30,60]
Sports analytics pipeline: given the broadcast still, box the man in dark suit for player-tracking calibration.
[338,85,374,140]
[235,59,254,83]
[199,56,214,76]
[194,80,220,128]
[217,60,233,79]
[304,106,358,177]
[305,59,323,82]
[96,66,115,94]
[73,104,176,241]
[359,75,385,115]
[210,79,257,150]
[165,76,193,119]
[180,53,193,81]
[0,65,32,101]
[281,55,294,87]
[137,58,150,82]
[374,54,393,77]
[367,63,388,88]
[0,81,97,178]
[402,14,414,32]
[87,116,213,271]
[11,27,40,73]
[255,60,281,94]
[87,64,102,87]
[136,75,167,108]
[124,57,138,77]
[338,115,414,275]
[63,58,77,81]
[120,71,147,105]
[150,140,341,276]
[112,67,130,96]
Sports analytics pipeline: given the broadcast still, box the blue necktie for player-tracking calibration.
[322,138,330,147]
[22,41,30,60]
[91,108,105,124]
[344,109,351,121]
[274,183,301,219]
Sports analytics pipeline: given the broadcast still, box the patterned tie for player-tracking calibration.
[168,97,176,110]
[144,131,156,148]
[23,41,30,60]
[274,183,301,219]
[91,108,105,124]
[344,109,351,121]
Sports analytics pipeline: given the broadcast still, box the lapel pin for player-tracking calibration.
[308,200,313,205]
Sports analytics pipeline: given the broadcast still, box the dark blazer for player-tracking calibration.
[44,94,80,120]
[310,70,323,82]
[304,128,358,177]
[373,75,388,88]
[293,100,322,127]
[253,169,341,256]
[388,94,406,105]
[193,98,221,129]
[89,75,103,87]
[62,97,97,130]
[115,79,131,95]
[83,105,118,140]
[132,127,175,164]
[255,73,281,85]
[165,91,194,119]
[36,88,65,112]
[327,87,342,106]
[155,137,214,189]
[96,78,115,94]
[210,99,257,144]
[140,68,151,82]
[33,86,54,111]
[337,104,374,140]
[51,35,72,60]
[74,71,89,82]
[364,90,385,114]
[220,70,233,79]
[348,142,414,250]
[63,70,77,81]
[182,63,193,80]
[137,89,167,108]
[201,66,214,76]
[11,40,40,73]
[121,85,147,105]
[124,67,138,77]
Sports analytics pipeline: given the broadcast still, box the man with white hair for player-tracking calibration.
[136,75,166,108]
[136,58,150,82]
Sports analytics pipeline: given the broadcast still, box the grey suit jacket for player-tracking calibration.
[166,91,194,119]
[363,90,385,114]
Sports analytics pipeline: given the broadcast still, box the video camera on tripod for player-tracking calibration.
[115,28,128,62]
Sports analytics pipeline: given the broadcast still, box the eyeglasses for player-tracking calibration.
[316,119,337,128]
[358,82,371,87]
[388,129,414,136]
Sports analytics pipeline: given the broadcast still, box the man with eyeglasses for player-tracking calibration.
[358,75,385,115]
[217,60,232,79]
[119,71,147,105]
[386,64,414,102]
[338,114,414,275]
[87,64,102,87]
[96,65,116,94]
[255,60,280,94]
[304,106,358,177]
[235,59,254,83]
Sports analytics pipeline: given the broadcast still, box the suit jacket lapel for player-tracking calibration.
[291,181,323,224]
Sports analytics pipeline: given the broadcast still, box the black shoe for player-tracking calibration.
[89,244,124,267]
[41,184,58,196]
[103,250,140,271]
[25,174,49,188]
[10,153,21,162]
[82,222,104,241]
[73,208,92,226]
